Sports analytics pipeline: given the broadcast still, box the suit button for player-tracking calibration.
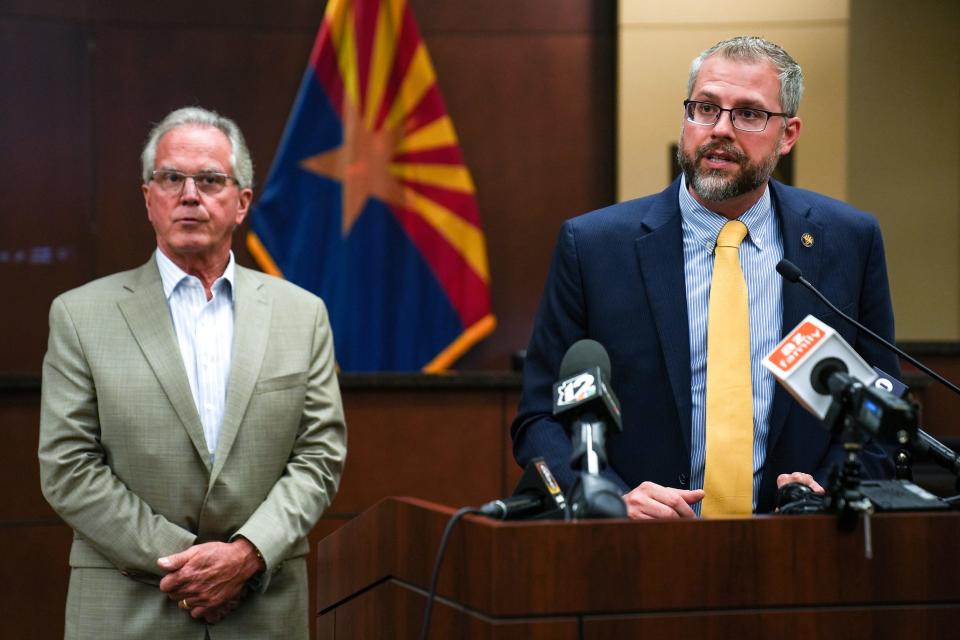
[120,570,130,577]
[678,472,689,487]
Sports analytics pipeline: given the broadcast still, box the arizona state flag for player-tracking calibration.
[248,0,495,372]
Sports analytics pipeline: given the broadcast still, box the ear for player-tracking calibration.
[142,183,153,222]
[778,116,802,155]
[234,188,253,226]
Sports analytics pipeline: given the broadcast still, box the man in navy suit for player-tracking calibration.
[512,36,897,518]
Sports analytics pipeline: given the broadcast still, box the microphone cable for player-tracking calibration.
[419,506,482,640]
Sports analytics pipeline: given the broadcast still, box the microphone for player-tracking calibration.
[764,315,960,475]
[762,315,879,421]
[870,368,960,476]
[552,339,623,473]
[804,348,916,445]
[871,366,910,398]
[776,259,960,398]
[915,431,960,476]
[764,315,916,444]
[553,339,622,431]
[479,457,567,520]
[776,259,960,477]
[551,339,627,518]
[774,258,803,283]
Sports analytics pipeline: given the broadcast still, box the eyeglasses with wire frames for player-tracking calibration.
[683,100,792,133]
[150,169,240,195]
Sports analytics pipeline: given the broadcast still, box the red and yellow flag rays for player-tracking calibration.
[303,0,494,370]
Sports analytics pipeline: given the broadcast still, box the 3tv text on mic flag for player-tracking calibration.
[247,0,495,372]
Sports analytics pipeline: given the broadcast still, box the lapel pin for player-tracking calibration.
[801,233,814,248]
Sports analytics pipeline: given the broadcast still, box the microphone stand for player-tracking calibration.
[572,419,605,476]
[779,259,960,498]
[568,417,626,519]
[823,379,875,530]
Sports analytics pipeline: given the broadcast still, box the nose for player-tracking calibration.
[711,109,736,138]
[179,176,201,204]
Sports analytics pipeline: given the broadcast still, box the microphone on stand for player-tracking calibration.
[776,259,960,398]
[552,339,622,474]
[478,458,568,520]
[763,316,951,514]
[775,260,960,479]
[551,339,627,518]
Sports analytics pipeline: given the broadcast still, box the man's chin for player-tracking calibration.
[690,174,739,202]
[162,238,215,258]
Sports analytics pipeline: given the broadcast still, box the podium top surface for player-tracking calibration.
[316,496,960,617]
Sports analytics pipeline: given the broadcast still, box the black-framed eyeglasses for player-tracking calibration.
[150,169,240,195]
[683,100,792,133]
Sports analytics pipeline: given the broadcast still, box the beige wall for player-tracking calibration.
[848,0,960,341]
[617,0,960,340]
[617,1,850,201]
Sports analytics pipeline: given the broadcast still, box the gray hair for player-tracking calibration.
[141,106,254,188]
[687,36,803,117]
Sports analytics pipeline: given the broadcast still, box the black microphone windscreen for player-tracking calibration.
[776,259,803,283]
[559,339,611,381]
[810,356,848,395]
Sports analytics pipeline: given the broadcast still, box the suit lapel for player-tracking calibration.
[209,266,271,485]
[767,181,824,453]
[118,260,210,467]
[635,184,693,453]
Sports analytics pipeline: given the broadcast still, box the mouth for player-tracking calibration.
[698,145,743,168]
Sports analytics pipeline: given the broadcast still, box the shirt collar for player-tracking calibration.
[678,174,774,252]
[155,249,235,301]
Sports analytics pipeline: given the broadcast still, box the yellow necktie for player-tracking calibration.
[701,220,754,517]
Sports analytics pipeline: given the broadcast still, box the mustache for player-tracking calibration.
[696,143,746,165]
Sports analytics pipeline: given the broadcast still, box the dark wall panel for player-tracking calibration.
[90,25,316,276]
[0,397,56,522]
[430,31,615,366]
[1,17,94,375]
[0,525,72,639]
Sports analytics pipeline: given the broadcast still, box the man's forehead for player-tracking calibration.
[158,124,230,149]
[155,125,233,165]
[691,56,780,103]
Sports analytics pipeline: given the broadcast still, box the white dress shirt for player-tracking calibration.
[156,249,235,462]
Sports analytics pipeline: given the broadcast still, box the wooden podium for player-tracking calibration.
[316,497,960,639]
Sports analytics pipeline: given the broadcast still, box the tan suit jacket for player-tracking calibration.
[38,258,346,639]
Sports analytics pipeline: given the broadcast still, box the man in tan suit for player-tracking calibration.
[38,106,346,638]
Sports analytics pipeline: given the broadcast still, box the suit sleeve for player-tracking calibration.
[854,220,899,376]
[512,222,630,494]
[233,298,346,590]
[38,297,197,578]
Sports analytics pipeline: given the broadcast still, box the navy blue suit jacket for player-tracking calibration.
[512,178,898,513]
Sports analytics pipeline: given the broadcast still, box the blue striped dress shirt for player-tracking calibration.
[156,249,235,463]
[678,176,783,515]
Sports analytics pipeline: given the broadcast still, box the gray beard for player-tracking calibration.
[677,140,781,202]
